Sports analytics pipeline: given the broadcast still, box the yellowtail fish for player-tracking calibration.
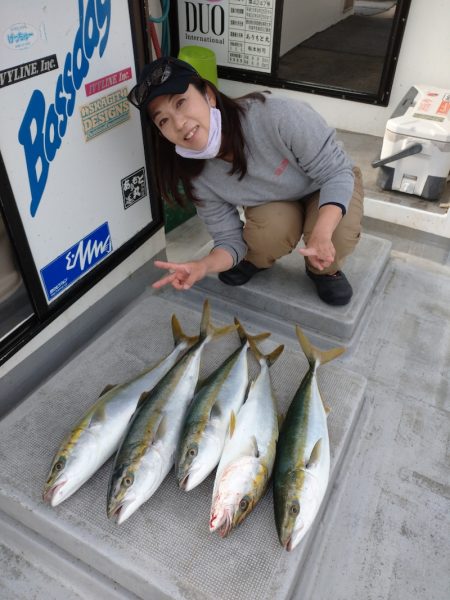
[273,325,345,551]
[107,300,236,524]
[176,319,271,491]
[209,340,283,537]
[43,315,197,506]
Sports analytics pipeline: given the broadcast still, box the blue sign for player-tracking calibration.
[18,0,112,217]
[40,222,112,301]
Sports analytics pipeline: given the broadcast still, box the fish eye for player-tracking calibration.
[54,459,65,472]
[123,474,134,488]
[239,498,249,511]
[289,501,300,516]
[188,447,197,458]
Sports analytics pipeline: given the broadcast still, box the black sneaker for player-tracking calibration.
[306,268,353,306]
[218,260,267,286]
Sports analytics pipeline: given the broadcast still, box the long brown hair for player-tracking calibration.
[148,78,267,206]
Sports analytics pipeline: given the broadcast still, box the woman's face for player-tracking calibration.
[148,84,216,150]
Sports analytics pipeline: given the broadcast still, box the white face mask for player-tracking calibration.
[175,102,222,160]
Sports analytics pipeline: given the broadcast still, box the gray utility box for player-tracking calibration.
[373,85,450,200]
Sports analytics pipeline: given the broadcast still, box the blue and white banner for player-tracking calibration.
[0,1,153,304]
[40,222,112,300]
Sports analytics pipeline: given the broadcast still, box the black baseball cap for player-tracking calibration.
[128,57,199,110]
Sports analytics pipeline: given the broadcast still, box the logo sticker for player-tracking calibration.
[40,222,112,301]
[121,167,147,209]
[80,86,129,141]
[0,54,58,89]
[18,0,112,218]
[85,67,132,97]
[4,23,38,51]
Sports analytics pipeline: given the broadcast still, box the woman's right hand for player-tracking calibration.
[152,260,208,290]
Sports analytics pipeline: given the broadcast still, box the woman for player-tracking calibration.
[128,57,364,306]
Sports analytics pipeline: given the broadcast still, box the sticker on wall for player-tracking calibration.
[4,23,38,51]
[80,86,130,141]
[121,167,147,209]
[85,67,132,97]
[0,54,58,88]
[40,222,113,301]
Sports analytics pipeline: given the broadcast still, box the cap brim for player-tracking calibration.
[143,74,194,108]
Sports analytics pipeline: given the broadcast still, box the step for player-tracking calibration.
[191,233,391,345]
[0,294,366,600]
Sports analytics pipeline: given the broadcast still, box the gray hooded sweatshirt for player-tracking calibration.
[193,94,354,265]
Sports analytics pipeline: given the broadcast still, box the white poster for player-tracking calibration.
[178,0,276,73]
[0,0,153,303]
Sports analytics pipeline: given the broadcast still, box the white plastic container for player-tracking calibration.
[374,85,450,200]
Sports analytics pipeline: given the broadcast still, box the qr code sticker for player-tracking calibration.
[121,167,147,209]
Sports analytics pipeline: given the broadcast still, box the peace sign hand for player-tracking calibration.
[152,260,208,291]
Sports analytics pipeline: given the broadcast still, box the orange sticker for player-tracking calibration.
[437,99,450,115]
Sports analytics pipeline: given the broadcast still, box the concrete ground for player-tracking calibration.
[1,127,450,599]
[164,212,450,600]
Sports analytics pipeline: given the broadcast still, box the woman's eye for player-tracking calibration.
[176,98,185,109]
[158,118,167,128]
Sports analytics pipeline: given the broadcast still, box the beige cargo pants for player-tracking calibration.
[243,167,364,275]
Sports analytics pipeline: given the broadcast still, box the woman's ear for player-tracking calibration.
[205,85,217,107]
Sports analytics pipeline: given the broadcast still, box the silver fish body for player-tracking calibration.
[107,300,236,524]
[43,316,196,507]
[209,342,283,537]
[273,326,345,551]
[176,320,270,492]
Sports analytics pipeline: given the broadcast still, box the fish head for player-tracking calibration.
[276,468,322,552]
[176,433,200,491]
[209,458,262,537]
[107,453,162,524]
[43,434,97,506]
[107,462,140,525]
[177,426,222,491]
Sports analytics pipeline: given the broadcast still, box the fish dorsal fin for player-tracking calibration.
[152,414,167,445]
[228,410,236,438]
[210,402,222,421]
[88,405,107,428]
[295,325,345,368]
[306,438,322,470]
[171,314,198,347]
[136,391,151,409]
[247,435,259,458]
[99,384,117,397]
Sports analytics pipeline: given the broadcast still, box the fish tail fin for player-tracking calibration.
[248,338,284,367]
[171,314,199,346]
[295,325,345,368]
[234,318,271,345]
[199,299,237,341]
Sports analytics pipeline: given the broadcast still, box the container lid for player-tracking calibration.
[386,85,450,143]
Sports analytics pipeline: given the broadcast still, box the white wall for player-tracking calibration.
[280,0,350,57]
[221,0,450,137]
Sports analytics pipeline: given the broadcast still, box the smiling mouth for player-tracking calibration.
[184,126,198,141]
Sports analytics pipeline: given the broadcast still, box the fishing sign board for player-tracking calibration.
[0,0,162,317]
